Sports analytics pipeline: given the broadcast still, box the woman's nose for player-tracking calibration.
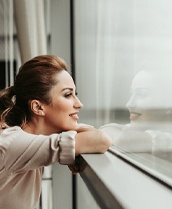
[74,97,83,109]
[126,96,135,110]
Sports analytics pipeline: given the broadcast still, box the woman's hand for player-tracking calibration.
[100,123,123,144]
[68,156,87,174]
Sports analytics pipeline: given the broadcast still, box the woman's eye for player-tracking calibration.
[64,91,77,98]
[65,93,72,97]
[137,92,149,98]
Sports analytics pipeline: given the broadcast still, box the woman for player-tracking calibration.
[0,55,112,209]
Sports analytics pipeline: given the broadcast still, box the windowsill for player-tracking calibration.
[80,150,172,209]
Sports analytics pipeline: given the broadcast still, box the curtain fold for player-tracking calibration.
[13,0,47,63]
[75,0,133,127]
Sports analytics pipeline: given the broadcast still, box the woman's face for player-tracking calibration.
[126,71,168,130]
[43,70,83,133]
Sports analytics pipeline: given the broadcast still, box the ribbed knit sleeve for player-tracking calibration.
[50,131,76,165]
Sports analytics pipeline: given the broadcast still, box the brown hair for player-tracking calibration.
[0,55,68,128]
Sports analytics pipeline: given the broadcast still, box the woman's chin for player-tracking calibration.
[66,123,79,131]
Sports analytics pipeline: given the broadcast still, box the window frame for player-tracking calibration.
[80,151,172,209]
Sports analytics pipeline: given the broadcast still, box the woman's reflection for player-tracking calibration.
[100,69,172,160]
[126,70,172,130]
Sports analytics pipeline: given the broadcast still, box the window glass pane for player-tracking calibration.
[74,0,172,186]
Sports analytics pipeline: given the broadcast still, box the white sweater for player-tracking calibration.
[0,126,76,209]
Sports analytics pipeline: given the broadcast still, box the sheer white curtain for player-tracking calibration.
[13,0,47,63]
[75,0,172,127]
[75,0,134,127]
[0,0,18,87]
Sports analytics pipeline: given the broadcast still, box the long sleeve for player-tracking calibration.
[145,130,172,153]
[0,126,76,175]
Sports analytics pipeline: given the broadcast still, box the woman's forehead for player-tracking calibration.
[54,70,75,89]
[132,71,153,89]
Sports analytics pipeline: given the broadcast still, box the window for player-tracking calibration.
[74,0,172,187]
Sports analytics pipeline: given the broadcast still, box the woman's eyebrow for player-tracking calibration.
[61,87,74,92]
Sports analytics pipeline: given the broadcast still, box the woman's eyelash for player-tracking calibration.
[65,91,78,97]
[65,93,72,97]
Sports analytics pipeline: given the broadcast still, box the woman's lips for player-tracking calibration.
[69,113,79,120]
[129,112,142,120]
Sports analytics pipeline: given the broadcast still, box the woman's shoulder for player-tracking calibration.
[0,126,22,137]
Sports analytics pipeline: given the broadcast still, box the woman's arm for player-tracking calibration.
[68,126,112,174]
[75,126,112,156]
[100,123,152,153]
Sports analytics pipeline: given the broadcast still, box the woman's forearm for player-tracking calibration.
[75,129,112,156]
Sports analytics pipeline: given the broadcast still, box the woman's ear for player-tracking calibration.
[30,100,45,116]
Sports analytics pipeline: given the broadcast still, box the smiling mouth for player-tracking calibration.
[129,112,142,120]
[69,113,79,120]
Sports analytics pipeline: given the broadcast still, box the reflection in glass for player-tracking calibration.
[74,0,172,186]
[100,67,172,161]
